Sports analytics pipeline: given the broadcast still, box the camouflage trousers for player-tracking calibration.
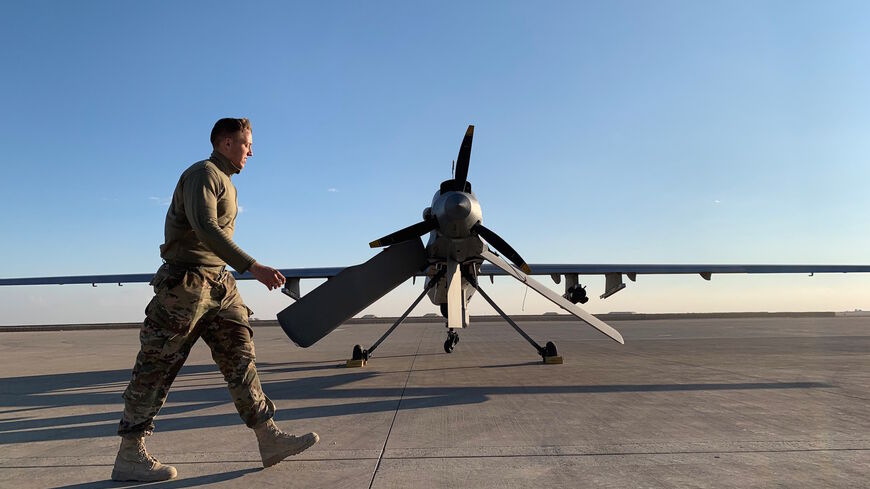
[118,263,275,437]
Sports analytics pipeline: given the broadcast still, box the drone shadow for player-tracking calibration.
[0,358,833,445]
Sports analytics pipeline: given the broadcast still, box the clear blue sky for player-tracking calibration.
[2,1,869,325]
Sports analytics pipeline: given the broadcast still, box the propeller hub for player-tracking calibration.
[444,193,472,220]
[430,189,482,239]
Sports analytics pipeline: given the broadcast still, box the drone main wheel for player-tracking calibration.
[543,341,558,357]
[352,344,368,361]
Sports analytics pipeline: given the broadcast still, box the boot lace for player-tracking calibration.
[259,420,296,441]
[134,439,159,465]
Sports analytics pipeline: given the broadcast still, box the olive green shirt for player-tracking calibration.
[159,151,256,272]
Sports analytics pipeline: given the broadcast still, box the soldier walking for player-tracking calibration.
[112,118,318,482]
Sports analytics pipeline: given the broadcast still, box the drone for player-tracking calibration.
[278,126,624,366]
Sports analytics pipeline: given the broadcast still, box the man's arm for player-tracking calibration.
[183,168,286,289]
[183,169,256,273]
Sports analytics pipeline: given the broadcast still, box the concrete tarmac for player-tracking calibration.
[0,316,868,488]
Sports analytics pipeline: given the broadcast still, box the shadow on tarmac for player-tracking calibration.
[0,360,834,445]
[51,467,259,489]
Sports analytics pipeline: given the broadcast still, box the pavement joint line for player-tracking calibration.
[378,448,870,460]
[627,335,868,341]
[367,331,426,489]
[0,458,382,469]
[4,448,868,469]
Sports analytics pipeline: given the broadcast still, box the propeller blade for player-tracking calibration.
[474,223,531,274]
[480,249,625,344]
[453,125,474,189]
[277,239,429,347]
[369,219,438,248]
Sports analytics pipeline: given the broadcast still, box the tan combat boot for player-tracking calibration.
[254,419,319,467]
[111,436,177,482]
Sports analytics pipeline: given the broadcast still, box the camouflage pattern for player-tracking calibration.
[118,263,275,437]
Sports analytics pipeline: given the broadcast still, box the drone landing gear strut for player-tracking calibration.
[465,272,563,364]
[347,269,445,367]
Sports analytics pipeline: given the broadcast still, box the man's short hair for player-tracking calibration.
[210,118,252,147]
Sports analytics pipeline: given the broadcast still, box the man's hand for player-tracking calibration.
[249,262,286,290]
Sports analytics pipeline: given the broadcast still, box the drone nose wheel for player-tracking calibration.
[444,330,460,353]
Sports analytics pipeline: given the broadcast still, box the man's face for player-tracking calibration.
[221,129,253,171]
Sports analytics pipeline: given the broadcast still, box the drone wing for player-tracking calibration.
[477,263,870,300]
[0,268,346,286]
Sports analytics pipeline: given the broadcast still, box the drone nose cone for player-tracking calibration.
[444,193,472,220]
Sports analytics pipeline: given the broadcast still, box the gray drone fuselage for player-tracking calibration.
[423,188,485,322]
